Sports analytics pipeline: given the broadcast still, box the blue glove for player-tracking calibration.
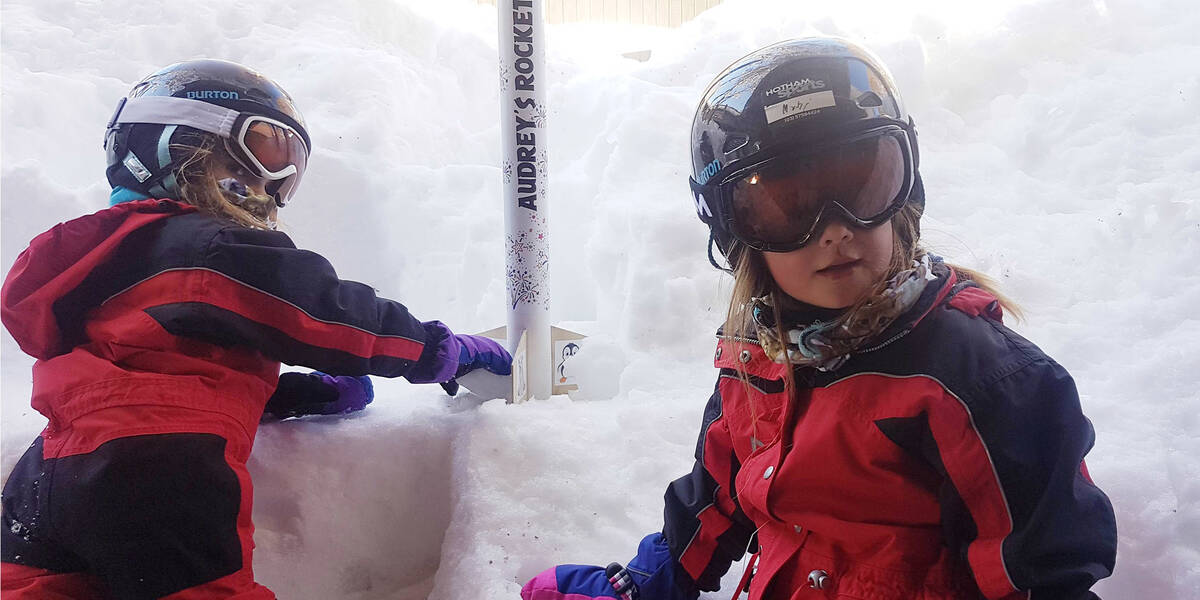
[521,533,697,600]
[262,371,374,420]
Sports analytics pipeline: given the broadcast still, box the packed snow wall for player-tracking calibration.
[2,0,1198,598]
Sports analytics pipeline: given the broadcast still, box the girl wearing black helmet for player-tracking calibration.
[0,59,511,599]
[521,38,1116,600]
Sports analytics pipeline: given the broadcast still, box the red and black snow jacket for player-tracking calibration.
[1,199,443,455]
[662,263,1117,600]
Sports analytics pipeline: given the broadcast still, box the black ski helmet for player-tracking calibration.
[689,37,924,269]
[103,59,311,203]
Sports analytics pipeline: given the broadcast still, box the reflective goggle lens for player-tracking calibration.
[727,132,907,248]
[227,116,309,206]
[242,118,308,177]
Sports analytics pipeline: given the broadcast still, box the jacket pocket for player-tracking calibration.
[0,436,88,572]
[774,544,982,600]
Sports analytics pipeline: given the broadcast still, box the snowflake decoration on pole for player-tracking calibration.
[499,60,511,93]
[537,149,549,203]
[531,102,548,127]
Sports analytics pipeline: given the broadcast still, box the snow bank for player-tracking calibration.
[2,0,1197,597]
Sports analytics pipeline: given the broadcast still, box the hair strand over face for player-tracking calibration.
[172,134,277,230]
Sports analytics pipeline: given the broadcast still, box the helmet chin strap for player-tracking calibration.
[708,233,734,274]
[147,125,180,198]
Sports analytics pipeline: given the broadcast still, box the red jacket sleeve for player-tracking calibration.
[142,221,441,378]
[3,203,456,380]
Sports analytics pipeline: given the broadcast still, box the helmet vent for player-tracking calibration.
[722,134,750,155]
[855,91,884,108]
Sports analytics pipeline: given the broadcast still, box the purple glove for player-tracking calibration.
[263,371,374,420]
[453,333,512,377]
[521,534,697,600]
[314,372,374,413]
[404,321,512,395]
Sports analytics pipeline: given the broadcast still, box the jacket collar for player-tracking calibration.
[715,257,965,378]
[858,256,957,352]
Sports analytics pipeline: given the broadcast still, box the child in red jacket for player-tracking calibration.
[522,37,1116,600]
[0,59,510,599]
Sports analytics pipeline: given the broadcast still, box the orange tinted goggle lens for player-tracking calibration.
[729,133,906,246]
[243,120,308,176]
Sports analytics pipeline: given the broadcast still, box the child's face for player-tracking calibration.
[213,152,278,223]
[761,217,894,309]
[213,153,271,199]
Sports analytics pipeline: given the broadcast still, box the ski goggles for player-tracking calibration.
[223,115,308,206]
[108,95,310,206]
[691,126,914,252]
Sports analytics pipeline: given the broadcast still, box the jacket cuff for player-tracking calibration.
[404,321,460,384]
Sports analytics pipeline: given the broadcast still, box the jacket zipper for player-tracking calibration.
[719,326,913,361]
[717,333,761,345]
[854,327,913,355]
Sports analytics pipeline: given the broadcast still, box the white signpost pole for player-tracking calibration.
[498,0,551,401]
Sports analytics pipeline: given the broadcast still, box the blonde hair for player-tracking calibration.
[171,135,277,230]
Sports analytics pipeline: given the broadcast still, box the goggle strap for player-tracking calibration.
[691,176,729,230]
[112,96,239,138]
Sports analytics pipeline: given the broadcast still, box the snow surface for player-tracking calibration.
[2,0,1198,598]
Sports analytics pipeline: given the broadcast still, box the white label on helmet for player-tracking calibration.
[764,90,835,124]
[123,154,153,182]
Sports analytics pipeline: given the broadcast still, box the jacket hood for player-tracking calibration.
[1,199,194,360]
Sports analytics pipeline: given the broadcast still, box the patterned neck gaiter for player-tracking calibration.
[753,254,938,371]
